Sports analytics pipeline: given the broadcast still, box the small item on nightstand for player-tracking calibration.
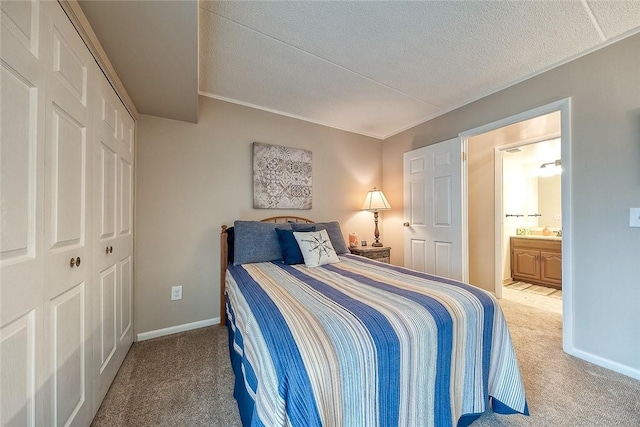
[349,233,359,248]
[361,240,367,247]
[542,226,551,236]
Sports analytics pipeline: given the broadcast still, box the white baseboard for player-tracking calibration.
[136,317,221,342]
[565,345,640,381]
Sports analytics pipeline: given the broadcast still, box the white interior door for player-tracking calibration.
[1,1,46,425]
[3,3,134,425]
[117,102,134,361]
[92,75,120,406]
[403,138,463,280]
[42,3,94,425]
[92,74,134,407]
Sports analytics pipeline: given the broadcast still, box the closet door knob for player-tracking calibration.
[75,256,81,267]
[110,246,113,253]
[403,222,410,227]
[70,257,76,267]
[106,246,110,255]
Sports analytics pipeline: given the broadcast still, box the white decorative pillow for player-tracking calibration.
[293,229,340,267]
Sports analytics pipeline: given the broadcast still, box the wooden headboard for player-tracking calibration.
[220,216,314,325]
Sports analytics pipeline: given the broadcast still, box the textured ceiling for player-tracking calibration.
[80,1,640,138]
[199,0,640,139]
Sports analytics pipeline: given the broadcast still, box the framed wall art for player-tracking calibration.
[253,142,312,209]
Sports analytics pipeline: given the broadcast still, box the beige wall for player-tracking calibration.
[383,34,640,373]
[135,96,382,334]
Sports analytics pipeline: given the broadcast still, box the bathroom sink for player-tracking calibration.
[514,234,561,241]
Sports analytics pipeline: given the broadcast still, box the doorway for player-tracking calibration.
[498,136,562,313]
[459,99,573,347]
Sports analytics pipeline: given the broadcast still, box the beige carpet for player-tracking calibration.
[474,299,639,426]
[92,299,640,426]
[91,326,240,427]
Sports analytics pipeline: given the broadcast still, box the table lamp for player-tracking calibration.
[361,188,391,247]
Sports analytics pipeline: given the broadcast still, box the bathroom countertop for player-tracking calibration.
[512,234,562,241]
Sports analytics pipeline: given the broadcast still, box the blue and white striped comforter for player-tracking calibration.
[225,254,528,427]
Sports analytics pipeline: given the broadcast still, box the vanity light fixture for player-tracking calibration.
[539,159,562,177]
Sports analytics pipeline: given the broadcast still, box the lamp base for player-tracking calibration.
[372,211,383,247]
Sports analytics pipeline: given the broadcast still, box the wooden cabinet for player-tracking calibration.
[350,246,391,264]
[510,237,562,288]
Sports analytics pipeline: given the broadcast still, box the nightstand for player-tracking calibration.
[349,246,391,264]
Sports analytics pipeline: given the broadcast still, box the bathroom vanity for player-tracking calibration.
[510,236,562,289]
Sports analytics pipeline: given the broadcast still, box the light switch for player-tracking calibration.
[630,208,640,227]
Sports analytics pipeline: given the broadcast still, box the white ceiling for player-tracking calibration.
[79,0,199,123]
[81,1,640,139]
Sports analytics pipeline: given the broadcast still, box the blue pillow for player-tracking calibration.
[233,221,292,265]
[291,221,349,254]
[226,226,235,264]
[276,227,315,265]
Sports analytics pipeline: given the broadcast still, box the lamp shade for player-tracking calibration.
[361,188,391,211]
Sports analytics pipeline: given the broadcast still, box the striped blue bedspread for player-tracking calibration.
[225,254,528,427]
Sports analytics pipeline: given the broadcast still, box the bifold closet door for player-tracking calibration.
[92,74,134,407]
[1,0,47,425]
[3,1,134,425]
[41,2,96,426]
[1,1,96,425]
[116,87,135,366]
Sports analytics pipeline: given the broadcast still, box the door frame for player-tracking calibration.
[459,98,573,350]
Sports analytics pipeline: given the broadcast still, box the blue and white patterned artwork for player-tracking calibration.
[253,142,312,209]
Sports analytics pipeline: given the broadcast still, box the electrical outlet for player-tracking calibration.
[171,285,182,301]
[630,208,640,228]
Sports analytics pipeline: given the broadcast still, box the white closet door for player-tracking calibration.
[92,74,119,407]
[41,3,95,426]
[3,2,135,425]
[1,1,46,425]
[117,102,134,358]
[91,74,134,407]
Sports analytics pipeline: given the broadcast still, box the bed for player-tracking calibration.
[220,217,528,427]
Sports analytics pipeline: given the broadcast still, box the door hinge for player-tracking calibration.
[461,151,467,161]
